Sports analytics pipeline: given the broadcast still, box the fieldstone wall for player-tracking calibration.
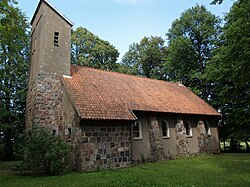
[175,118,190,157]
[197,120,210,153]
[26,74,63,133]
[72,123,131,171]
[148,116,165,161]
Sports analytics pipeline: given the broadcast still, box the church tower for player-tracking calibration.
[26,0,73,131]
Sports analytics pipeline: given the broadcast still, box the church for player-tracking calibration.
[26,0,220,171]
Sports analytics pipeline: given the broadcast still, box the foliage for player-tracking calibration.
[166,5,222,100]
[0,0,30,160]
[210,0,224,5]
[0,154,249,186]
[71,27,120,71]
[122,36,168,79]
[17,127,72,175]
[206,0,250,143]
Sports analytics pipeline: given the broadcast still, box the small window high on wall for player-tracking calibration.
[205,121,211,136]
[162,121,170,138]
[133,121,142,139]
[54,31,59,46]
[184,121,192,137]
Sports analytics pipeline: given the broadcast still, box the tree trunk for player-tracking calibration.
[230,137,236,152]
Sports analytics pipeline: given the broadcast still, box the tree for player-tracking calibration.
[0,0,30,160]
[205,0,250,150]
[166,5,222,100]
[122,36,168,79]
[210,0,224,5]
[18,127,72,175]
[71,27,119,71]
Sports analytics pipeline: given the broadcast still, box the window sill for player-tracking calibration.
[163,136,170,139]
[133,137,142,141]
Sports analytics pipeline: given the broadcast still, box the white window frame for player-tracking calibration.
[162,120,170,138]
[133,121,142,140]
[185,121,193,137]
[205,121,211,136]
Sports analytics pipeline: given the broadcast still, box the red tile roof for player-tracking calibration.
[63,66,220,120]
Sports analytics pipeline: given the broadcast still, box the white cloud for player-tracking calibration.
[112,0,156,4]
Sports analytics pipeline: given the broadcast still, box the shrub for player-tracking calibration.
[17,127,72,175]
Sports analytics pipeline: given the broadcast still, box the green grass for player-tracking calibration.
[0,153,249,187]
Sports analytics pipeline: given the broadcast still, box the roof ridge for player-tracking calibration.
[31,0,74,26]
[70,65,177,86]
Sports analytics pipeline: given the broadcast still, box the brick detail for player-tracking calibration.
[72,124,131,171]
[197,120,210,153]
[175,118,190,157]
[148,116,165,161]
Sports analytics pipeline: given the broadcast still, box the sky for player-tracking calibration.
[17,0,234,61]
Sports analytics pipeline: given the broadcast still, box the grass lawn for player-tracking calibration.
[0,153,249,187]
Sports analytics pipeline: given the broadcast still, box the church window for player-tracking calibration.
[133,121,142,139]
[162,121,170,138]
[205,121,211,136]
[185,121,192,137]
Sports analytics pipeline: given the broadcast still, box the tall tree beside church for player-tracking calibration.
[205,0,250,149]
[122,36,168,79]
[166,5,221,100]
[71,27,119,71]
[0,0,30,160]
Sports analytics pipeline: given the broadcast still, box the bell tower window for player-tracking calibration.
[54,31,59,47]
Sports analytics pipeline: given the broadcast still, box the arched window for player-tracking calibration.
[162,121,170,138]
[133,121,142,139]
[184,121,192,137]
[205,121,211,136]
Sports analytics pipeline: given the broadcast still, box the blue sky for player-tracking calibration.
[17,0,234,61]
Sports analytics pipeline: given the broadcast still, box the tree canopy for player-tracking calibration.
[121,36,168,79]
[0,0,30,160]
[71,27,120,71]
[205,0,250,144]
[166,4,222,100]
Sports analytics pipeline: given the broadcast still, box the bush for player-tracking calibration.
[17,127,72,175]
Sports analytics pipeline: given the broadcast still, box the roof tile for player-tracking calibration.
[63,66,220,120]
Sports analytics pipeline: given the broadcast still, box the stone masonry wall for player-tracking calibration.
[148,116,165,161]
[72,123,131,171]
[26,74,63,133]
[175,118,190,157]
[197,120,210,153]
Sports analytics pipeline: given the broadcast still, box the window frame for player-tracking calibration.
[184,121,193,137]
[205,121,211,136]
[162,120,170,138]
[133,121,142,140]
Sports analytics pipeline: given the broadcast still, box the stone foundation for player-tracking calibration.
[72,123,131,171]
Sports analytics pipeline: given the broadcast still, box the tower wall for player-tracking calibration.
[26,0,72,130]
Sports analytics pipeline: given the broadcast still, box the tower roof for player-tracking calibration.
[31,0,74,26]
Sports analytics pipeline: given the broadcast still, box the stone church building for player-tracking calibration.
[26,0,220,171]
